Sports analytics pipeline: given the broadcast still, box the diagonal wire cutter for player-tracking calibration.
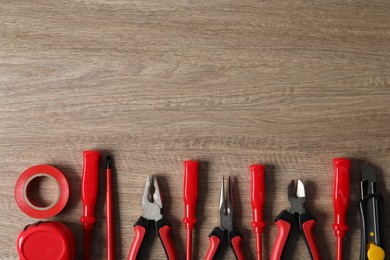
[205,176,245,260]
[271,179,320,260]
[128,175,177,260]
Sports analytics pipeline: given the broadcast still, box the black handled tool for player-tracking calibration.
[359,164,385,260]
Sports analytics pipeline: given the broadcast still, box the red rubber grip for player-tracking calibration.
[232,236,246,260]
[128,225,146,260]
[183,160,198,230]
[159,225,178,260]
[204,236,220,260]
[271,219,291,260]
[332,158,350,238]
[302,219,320,260]
[81,151,100,230]
[250,164,266,233]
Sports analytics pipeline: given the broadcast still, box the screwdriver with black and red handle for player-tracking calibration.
[332,158,351,260]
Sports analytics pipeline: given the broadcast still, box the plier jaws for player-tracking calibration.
[219,176,234,232]
[287,179,306,215]
[141,175,163,221]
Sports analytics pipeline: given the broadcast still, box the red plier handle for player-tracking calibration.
[128,217,177,260]
[299,212,320,260]
[205,227,245,260]
[271,211,320,260]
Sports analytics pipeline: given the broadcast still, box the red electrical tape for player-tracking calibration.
[14,164,69,219]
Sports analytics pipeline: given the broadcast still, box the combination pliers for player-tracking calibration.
[128,175,177,260]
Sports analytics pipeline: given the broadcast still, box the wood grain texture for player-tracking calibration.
[1,0,390,259]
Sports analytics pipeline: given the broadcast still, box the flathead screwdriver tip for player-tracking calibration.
[106,156,112,169]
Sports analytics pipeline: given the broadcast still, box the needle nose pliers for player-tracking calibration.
[128,175,177,260]
[205,176,245,260]
[271,179,320,260]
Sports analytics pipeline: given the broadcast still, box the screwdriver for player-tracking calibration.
[80,150,100,260]
[332,158,351,260]
[183,160,198,260]
[106,156,114,260]
[250,164,266,260]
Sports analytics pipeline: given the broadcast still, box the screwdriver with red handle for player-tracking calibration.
[332,158,351,260]
[183,160,198,260]
[106,156,114,260]
[250,165,266,260]
[80,150,100,260]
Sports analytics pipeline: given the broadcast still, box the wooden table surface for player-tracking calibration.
[1,0,390,259]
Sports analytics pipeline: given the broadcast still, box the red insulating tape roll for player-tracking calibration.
[14,164,69,219]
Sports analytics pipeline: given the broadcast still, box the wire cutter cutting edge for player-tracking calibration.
[271,180,320,260]
[205,176,245,260]
[128,175,177,260]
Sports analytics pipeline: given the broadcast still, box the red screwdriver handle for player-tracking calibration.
[271,219,291,260]
[250,165,266,233]
[250,164,265,260]
[332,158,351,238]
[183,160,198,230]
[159,225,178,260]
[183,160,198,260]
[80,150,100,230]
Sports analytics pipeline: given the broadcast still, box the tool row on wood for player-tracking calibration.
[14,152,384,260]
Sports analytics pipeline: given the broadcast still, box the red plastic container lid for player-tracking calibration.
[16,221,75,260]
